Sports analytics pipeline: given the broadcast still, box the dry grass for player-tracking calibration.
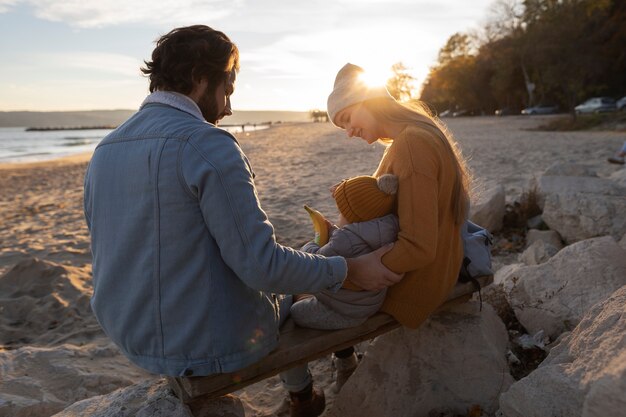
[533,111,626,131]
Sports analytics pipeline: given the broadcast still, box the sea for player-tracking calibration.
[0,124,270,163]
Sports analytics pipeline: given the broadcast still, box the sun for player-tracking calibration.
[358,66,393,88]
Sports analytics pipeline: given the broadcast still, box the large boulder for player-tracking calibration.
[518,240,559,265]
[470,183,506,233]
[499,285,626,417]
[326,302,513,417]
[537,175,623,199]
[502,236,626,340]
[542,192,626,244]
[54,379,245,417]
[53,379,190,417]
[525,229,563,250]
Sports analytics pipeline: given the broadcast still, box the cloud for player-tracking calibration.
[37,51,144,77]
[5,0,236,28]
[0,0,19,13]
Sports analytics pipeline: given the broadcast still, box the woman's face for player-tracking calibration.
[335,103,383,144]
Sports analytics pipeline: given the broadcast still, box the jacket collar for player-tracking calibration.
[140,91,207,123]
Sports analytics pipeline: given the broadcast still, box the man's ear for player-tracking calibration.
[188,77,209,104]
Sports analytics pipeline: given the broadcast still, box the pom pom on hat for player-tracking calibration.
[327,63,394,127]
[333,174,398,224]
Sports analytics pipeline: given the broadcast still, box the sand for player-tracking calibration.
[0,116,624,416]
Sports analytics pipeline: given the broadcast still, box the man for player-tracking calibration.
[84,25,401,417]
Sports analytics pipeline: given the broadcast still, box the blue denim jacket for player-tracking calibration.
[84,92,347,376]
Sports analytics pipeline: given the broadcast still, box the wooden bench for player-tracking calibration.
[167,275,493,403]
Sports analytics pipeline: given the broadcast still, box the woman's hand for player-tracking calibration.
[344,244,404,291]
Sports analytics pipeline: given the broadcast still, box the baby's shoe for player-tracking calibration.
[332,352,359,393]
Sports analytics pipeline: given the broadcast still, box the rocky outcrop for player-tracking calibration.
[502,236,626,340]
[525,229,563,249]
[534,164,626,244]
[470,183,506,233]
[499,285,626,417]
[542,192,626,244]
[53,379,245,417]
[518,240,559,265]
[326,302,513,417]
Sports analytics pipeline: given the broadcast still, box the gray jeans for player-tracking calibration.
[277,295,311,392]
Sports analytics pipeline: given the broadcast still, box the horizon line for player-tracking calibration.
[0,108,316,113]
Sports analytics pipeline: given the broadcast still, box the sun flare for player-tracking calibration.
[358,67,393,88]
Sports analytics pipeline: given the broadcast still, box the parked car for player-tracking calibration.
[521,104,559,115]
[439,109,453,117]
[617,96,626,111]
[452,109,482,117]
[574,97,617,114]
[495,108,515,116]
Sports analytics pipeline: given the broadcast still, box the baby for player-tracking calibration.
[291,173,399,330]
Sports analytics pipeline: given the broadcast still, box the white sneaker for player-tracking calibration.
[331,353,359,393]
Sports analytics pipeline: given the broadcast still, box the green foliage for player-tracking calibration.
[420,0,626,115]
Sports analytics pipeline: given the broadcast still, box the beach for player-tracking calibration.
[0,117,624,416]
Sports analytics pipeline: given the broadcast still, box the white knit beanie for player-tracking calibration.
[326,63,394,127]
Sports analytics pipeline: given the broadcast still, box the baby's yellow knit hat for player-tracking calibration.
[333,174,398,224]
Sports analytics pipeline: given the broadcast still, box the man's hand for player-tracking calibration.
[345,244,404,291]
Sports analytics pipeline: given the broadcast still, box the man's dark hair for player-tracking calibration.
[141,25,239,95]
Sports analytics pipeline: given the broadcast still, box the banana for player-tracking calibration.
[304,205,330,246]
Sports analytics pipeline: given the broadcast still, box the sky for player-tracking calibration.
[0,0,495,112]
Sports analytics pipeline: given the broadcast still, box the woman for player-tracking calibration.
[326,63,472,385]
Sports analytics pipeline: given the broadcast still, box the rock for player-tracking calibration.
[0,342,150,417]
[326,302,513,417]
[542,192,626,243]
[470,183,506,233]
[54,379,245,417]
[502,236,626,340]
[518,240,559,265]
[526,214,547,230]
[620,233,626,251]
[538,175,623,199]
[499,285,626,417]
[542,162,598,177]
[525,229,563,250]
[55,379,187,417]
[494,263,523,286]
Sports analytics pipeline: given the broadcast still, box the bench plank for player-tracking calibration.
[168,275,493,401]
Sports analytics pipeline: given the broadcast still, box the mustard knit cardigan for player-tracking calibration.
[374,125,464,328]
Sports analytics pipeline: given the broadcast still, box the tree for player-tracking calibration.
[386,62,416,102]
[309,109,328,123]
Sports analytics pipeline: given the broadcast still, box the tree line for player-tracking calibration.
[419,0,626,115]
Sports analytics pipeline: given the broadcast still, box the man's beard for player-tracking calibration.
[197,90,221,125]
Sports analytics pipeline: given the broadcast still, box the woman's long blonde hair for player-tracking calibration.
[362,98,472,225]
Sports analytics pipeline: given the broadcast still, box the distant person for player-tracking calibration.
[608,141,626,165]
[83,26,401,417]
[291,174,399,390]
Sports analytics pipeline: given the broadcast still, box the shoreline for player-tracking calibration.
[0,151,93,170]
